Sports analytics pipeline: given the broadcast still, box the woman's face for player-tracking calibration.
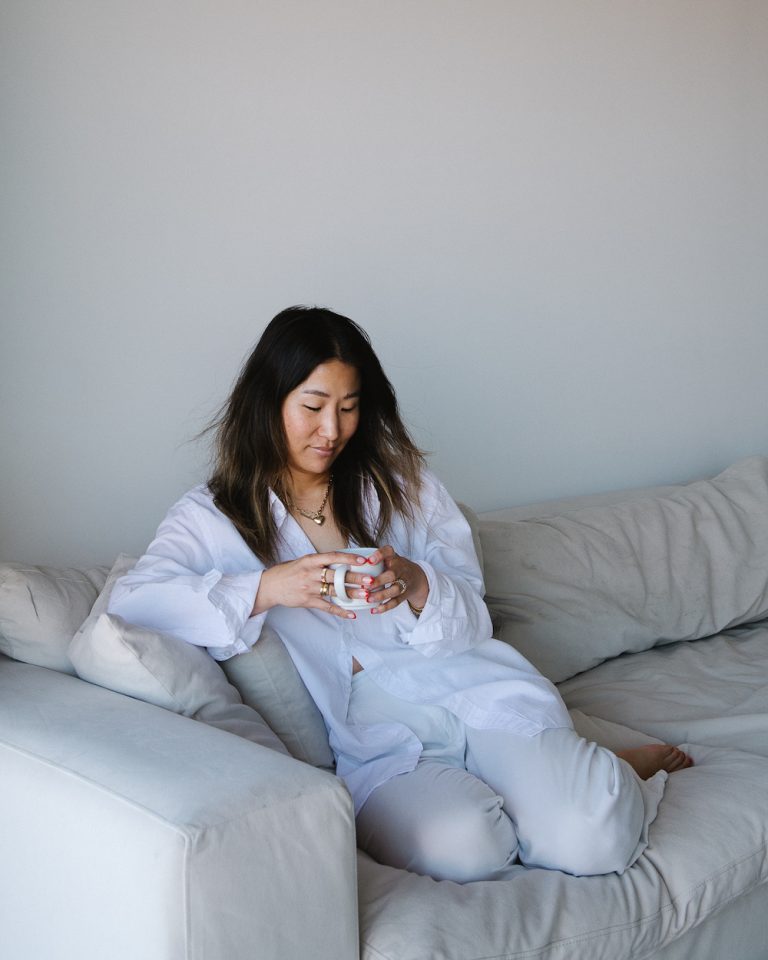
[281,359,361,479]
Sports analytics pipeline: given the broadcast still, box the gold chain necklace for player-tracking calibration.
[290,475,333,526]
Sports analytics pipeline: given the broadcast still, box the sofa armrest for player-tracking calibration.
[0,658,358,960]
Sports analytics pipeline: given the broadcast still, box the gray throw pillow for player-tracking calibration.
[221,627,334,769]
[481,456,768,682]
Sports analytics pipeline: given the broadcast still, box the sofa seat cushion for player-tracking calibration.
[480,456,768,683]
[559,622,768,757]
[357,742,768,960]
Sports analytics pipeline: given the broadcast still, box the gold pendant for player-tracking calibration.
[313,515,325,526]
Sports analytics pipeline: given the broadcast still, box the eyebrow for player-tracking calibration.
[301,389,360,399]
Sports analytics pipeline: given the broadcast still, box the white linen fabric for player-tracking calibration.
[464,725,663,876]
[109,470,571,811]
[356,757,519,883]
[351,673,665,880]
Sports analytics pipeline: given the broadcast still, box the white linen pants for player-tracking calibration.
[350,672,666,883]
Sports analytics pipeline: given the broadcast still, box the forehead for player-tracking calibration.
[294,359,360,396]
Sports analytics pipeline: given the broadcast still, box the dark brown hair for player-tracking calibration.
[207,306,425,562]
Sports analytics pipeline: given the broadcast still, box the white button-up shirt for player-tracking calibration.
[109,470,570,810]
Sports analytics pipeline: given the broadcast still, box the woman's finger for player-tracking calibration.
[358,544,395,567]
[379,545,397,565]
[304,579,361,619]
[363,559,410,592]
[344,569,379,589]
[369,573,410,614]
[318,598,358,619]
[312,550,371,567]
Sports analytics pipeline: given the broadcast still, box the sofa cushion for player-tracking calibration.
[0,563,109,674]
[221,629,334,768]
[480,456,768,682]
[69,612,288,754]
[559,621,768,757]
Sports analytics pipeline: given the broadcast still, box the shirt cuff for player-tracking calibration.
[208,570,264,636]
[396,561,449,656]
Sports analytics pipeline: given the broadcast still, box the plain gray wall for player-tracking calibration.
[2,0,767,566]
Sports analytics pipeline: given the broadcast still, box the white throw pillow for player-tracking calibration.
[71,552,137,644]
[80,554,329,764]
[481,456,768,683]
[69,612,288,754]
[0,563,109,673]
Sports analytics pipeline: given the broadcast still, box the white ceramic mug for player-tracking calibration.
[331,548,384,609]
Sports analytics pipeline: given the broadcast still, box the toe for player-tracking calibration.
[670,747,694,771]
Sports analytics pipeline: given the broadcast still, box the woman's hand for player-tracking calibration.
[357,546,430,615]
[251,551,373,620]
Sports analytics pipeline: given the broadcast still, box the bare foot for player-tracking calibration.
[616,744,694,779]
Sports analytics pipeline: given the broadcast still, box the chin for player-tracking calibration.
[298,453,338,474]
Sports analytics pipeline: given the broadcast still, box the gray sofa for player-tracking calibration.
[2,457,768,960]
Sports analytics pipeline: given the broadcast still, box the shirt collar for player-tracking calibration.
[268,488,289,526]
[268,477,382,532]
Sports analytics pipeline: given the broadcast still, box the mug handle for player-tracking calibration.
[333,564,351,603]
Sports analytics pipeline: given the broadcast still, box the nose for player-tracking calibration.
[318,408,340,442]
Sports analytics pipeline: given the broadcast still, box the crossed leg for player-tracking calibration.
[464,724,670,876]
[356,724,690,881]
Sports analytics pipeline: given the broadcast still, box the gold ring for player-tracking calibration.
[321,566,329,584]
[394,577,407,596]
[320,581,330,598]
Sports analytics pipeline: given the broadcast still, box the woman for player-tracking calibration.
[109,305,692,883]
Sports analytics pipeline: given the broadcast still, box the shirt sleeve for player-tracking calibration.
[108,491,266,659]
[396,475,493,659]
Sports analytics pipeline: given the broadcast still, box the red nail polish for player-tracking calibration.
[348,612,356,619]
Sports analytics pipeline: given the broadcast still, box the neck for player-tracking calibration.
[286,470,331,503]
